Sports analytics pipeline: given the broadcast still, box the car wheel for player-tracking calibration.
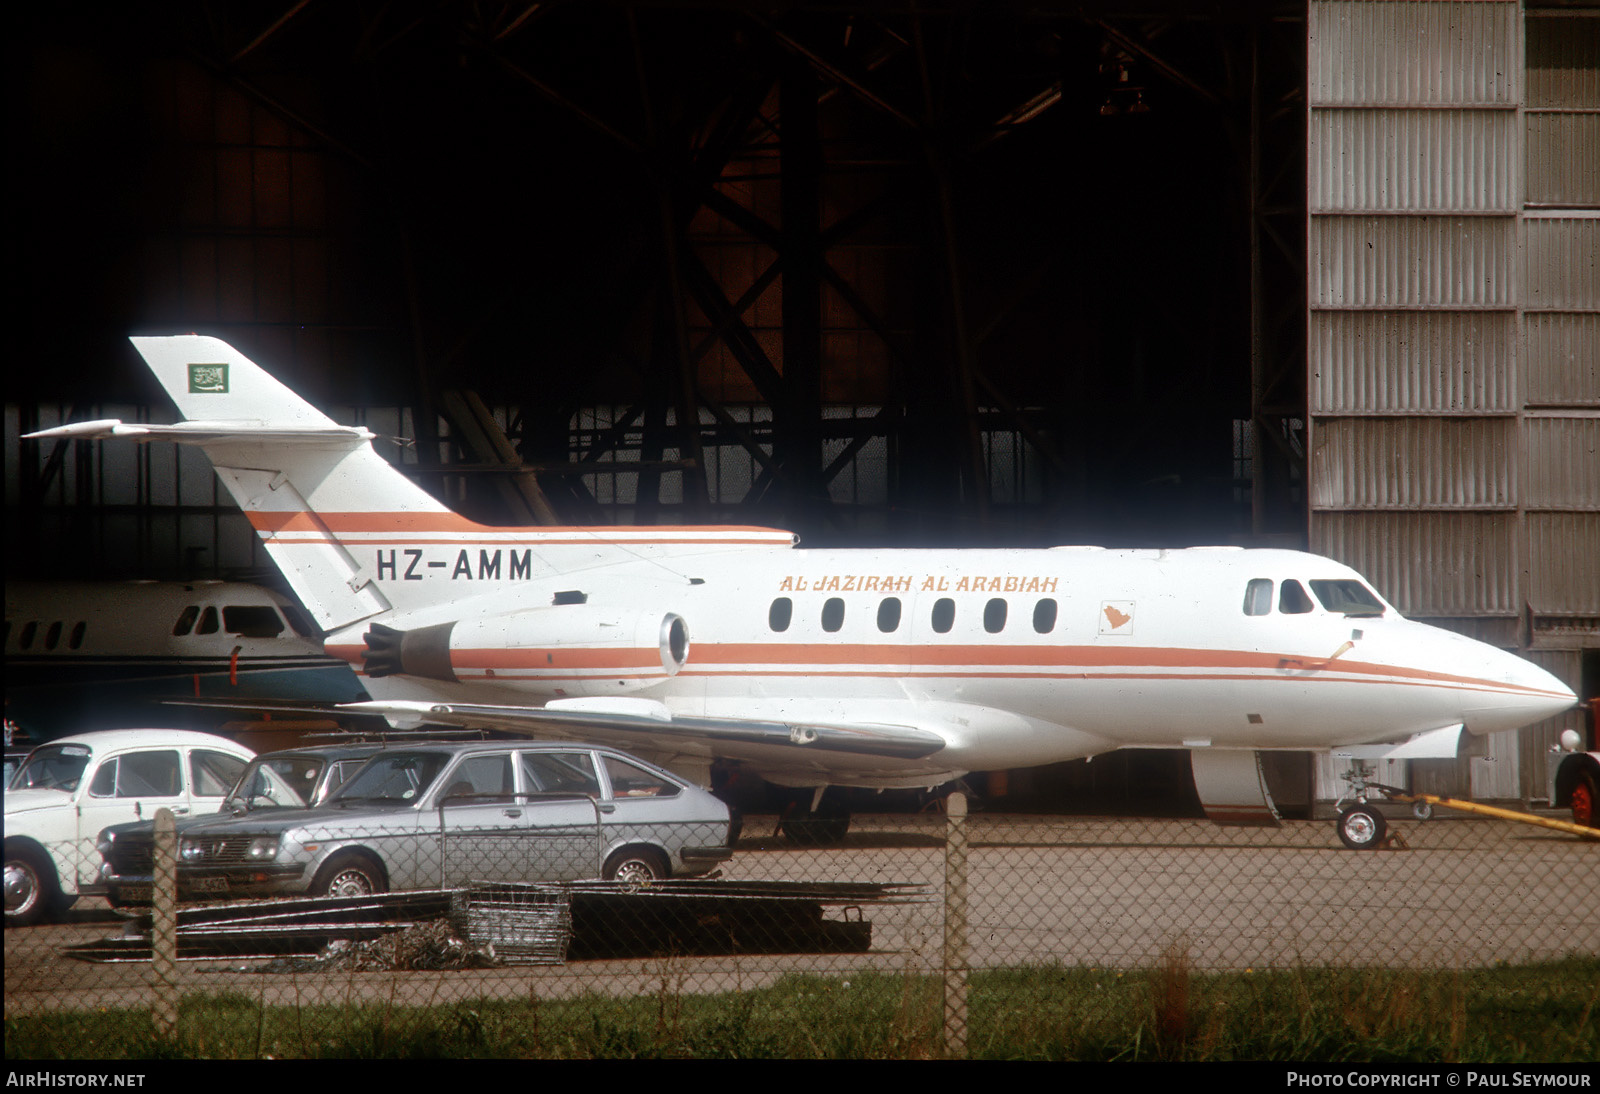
[4,842,60,927]
[311,853,386,898]
[1572,771,1599,830]
[603,847,669,885]
[1336,804,1387,850]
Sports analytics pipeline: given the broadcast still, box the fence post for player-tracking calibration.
[150,806,179,1038]
[942,791,969,1058]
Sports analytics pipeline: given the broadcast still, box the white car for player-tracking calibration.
[4,729,253,925]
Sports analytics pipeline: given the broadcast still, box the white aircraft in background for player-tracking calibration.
[4,580,364,741]
[24,336,1577,848]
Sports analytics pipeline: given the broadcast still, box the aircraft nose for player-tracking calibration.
[1460,647,1577,733]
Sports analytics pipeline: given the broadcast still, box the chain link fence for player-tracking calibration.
[5,800,1598,1058]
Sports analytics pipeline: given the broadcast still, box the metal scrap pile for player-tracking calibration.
[249,918,501,973]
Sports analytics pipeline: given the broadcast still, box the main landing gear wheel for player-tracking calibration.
[1337,804,1387,850]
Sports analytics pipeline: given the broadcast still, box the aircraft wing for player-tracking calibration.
[338,699,949,761]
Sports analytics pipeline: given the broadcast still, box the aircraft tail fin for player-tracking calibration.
[115,336,455,631]
[129,335,342,428]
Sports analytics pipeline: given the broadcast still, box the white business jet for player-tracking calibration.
[25,336,1576,848]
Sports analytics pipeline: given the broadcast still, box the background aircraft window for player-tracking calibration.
[280,604,319,637]
[821,597,845,632]
[931,598,955,633]
[44,622,62,650]
[984,598,1008,634]
[768,597,793,632]
[172,606,199,636]
[1033,598,1058,633]
[1243,579,1273,616]
[196,607,220,635]
[19,622,37,650]
[1279,580,1315,614]
[1309,580,1386,617]
[222,606,285,637]
[68,622,86,649]
[877,597,902,633]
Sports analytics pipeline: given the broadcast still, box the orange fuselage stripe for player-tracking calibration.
[322,641,1558,700]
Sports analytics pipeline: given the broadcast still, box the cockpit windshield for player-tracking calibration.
[1309,580,1386,617]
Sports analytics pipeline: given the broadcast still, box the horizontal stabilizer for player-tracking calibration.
[24,420,374,444]
[339,700,949,760]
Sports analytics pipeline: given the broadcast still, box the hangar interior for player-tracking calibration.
[8,1,1597,810]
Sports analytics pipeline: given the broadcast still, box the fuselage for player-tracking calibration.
[314,535,1574,785]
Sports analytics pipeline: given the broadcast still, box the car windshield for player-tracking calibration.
[9,744,92,793]
[328,752,450,806]
[1309,580,1386,617]
[227,755,327,812]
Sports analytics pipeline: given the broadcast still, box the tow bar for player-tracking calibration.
[1373,785,1600,841]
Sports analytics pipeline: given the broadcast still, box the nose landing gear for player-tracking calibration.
[1333,761,1395,850]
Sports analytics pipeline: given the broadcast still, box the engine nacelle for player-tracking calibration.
[364,605,689,698]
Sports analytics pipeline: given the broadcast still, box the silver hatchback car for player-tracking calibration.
[100,740,733,900]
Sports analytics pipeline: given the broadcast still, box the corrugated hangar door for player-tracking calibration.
[1306,0,1598,805]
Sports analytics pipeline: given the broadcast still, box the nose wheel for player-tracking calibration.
[1333,761,1399,851]
[1336,803,1388,850]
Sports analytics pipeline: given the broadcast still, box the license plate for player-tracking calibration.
[118,885,151,903]
[190,877,229,893]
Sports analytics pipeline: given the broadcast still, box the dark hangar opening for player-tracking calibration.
[10,1,1306,583]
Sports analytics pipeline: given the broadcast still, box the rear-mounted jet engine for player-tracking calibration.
[364,605,689,697]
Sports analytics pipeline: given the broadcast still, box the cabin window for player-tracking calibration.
[44,622,62,650]
[223,606,285,638]
[984,598,1008,634]
[18,622,37,650]
[172,606,199,637]
[1279,579,1314,615]
[768,597,793,632]
[68,622,86,650]
[1309,580,1385,617]
[931,598,955,634]
[1243,579,1273,616]
[877,597,902,633]
[821,598,845,632]
[197,607,220,635]
[1033,599,1058,633]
